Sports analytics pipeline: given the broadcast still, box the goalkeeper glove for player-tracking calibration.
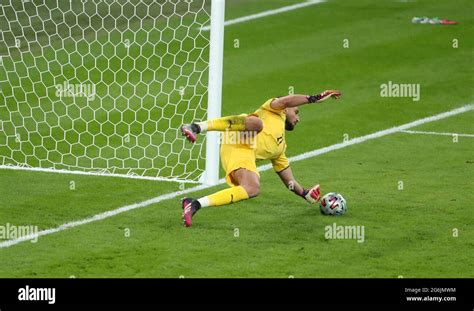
[307,90,342,103]
[302,184,321,204]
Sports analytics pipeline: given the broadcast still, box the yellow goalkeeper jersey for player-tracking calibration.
[253,98,289,172]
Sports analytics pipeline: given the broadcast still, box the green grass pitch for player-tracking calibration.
[0,0,473,277]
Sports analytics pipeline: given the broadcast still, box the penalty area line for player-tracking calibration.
[200,0,326,31]
[0,103,473,249]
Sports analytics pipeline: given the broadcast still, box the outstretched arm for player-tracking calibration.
[271,90,342,110]
[277,166,305,196]
[277,167,321,203]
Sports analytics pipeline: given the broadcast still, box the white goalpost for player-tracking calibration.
[0,0,225,185]
[201,0,224,185]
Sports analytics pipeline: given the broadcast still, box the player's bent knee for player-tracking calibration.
[242,182,260,198]
[245,116,263,133]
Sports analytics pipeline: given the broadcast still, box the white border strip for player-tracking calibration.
[1,103,473,249]
[400,130,474,138]
[200,0,325,31]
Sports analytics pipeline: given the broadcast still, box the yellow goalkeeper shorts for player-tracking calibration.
[220,139,259,187]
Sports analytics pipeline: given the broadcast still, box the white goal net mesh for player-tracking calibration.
[0,0,211,182]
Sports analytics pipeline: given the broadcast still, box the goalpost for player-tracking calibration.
[0,0,225,185]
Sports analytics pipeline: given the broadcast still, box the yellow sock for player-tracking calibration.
[202,186,249,207]
[198,115,247,132]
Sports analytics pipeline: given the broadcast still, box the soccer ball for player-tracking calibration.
[319,192,347,216]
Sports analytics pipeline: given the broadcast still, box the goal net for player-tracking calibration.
[0,0,224,184]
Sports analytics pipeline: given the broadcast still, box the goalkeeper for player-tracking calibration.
[180,90,342,227]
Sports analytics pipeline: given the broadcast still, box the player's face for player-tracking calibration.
[285,107,300,131]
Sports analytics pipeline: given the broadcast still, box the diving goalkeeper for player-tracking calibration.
[180,90,342,227]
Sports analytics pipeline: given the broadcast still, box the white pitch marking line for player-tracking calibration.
[400,130,474,138]
[0,165,201,184]
[0,103,473,249]
[200,0,326,31]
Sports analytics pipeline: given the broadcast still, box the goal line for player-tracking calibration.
[400,130,474,138]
